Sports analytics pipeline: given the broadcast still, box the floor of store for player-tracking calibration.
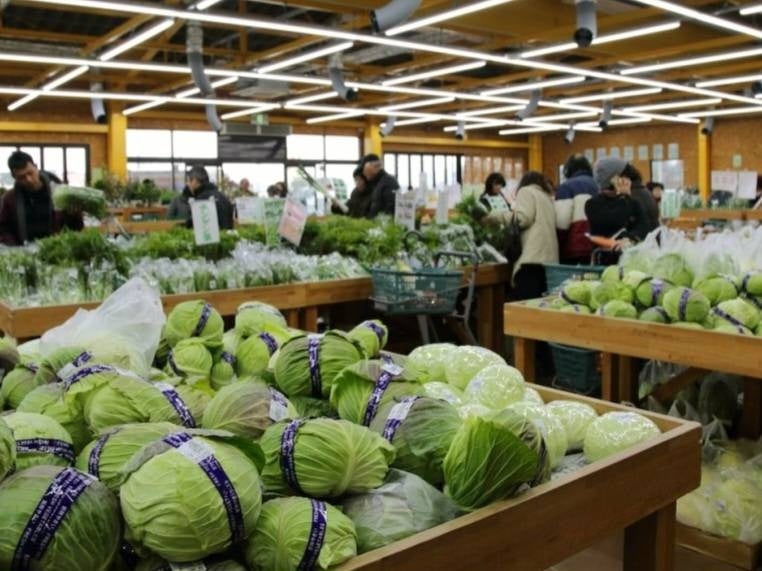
[549,534,739,571]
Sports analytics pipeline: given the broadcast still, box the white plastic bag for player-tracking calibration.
[40,278,165,374]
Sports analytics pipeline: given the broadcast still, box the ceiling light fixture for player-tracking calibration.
[621,47,762,75]
[385,0,518,36]
[481,76,585,96]
[99,18,175,61]
[499,125,564,135]
[458,105,525,117]
[696,74,762,88]
[42,66,89,91]
[627,0,762,40]
[382,61,486,86]
[561,87,662,104]
[284,92,337,106]
[379,97,455,111]
[679,106,762,118]
[175,75,239,98]
[307,111,364,124]
[219,104,280,120]
[258,41,353,73]
[193,0,225,9]
[577,117,651,128]
[740,4,762,15]
[623,98,721,112]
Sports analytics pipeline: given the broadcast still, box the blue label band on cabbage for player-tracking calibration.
[162,432,245,543]
[258,332,279,356]
[363,321,386,344]
[55,351,93,382]
[62,363,116,390]
[307,336,322,398]
[382,397,420,442]
[220,351,236,366]
[654,307,669,321]
[16,438,75,464]
[297,499,328,571]
[713,307,745,328]
[678,289,692,321]
[379,353,394,365]
[192,303,213,338]
[744,293,762,311]
[154,382,196,428]
[361,370,397,427]
[651,280,664,302]
[12,468,96,571]
[280,419,304,495]
[23,363,39,373]
[87,428,122,478]
[167,352,185,378]
[560,290,574,304]
[742,273,751,294]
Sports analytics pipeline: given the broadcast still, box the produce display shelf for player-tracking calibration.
[107,206,168,221]
[0,263,510,351]
[676,523,761,570]
[99,220,182,235]
[337,384,701,571]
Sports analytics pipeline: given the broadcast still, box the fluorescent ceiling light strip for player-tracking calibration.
[613,109,699,124]
[524,111,598,122]
[444,121,510,132]
[394,117,440,127]
[624,98,721,112]
[481,76,585,96]
[627,0,762,39]
[561,87,662,104]
[459,105,525,117]
[499,126,562,135]
[42,65,89,91]
[7,94,38,111]
[99,18,175,61]
[385,0,518,36]
[307,111,365,124]
[19,2,762,109]
[258,41,353,73]
[519,21,680,58]
[123,100,166,115]
[696,74,762,88]
[175,76,239,98]
[194,0,225,9]
[285,92,336,105]
[679,106,762,118]
[740,4,762,15]
[622,47,762,76]
[382,61,486,86]
[380,97,455,111]
[577,117,652,128]
[220,104,280,120]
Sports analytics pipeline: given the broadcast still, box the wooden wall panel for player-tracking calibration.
[711,117,762,173]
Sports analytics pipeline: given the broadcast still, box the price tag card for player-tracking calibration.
[660,189,681,219]
[487,195,509,212]
[235,197,264,224]
[278,199,308,246]
[737,171,758,200]
[190,198,220,246]
[395,193,417,231]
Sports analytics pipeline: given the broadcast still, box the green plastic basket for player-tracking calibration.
[370,267,463,316]
[549,342,601,395]
[543,263,607,294]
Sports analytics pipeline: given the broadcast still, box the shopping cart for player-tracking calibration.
[370,231,479,345]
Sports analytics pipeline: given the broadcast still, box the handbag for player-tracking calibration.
[504,215,522,263]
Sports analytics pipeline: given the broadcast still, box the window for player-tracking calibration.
[0,143,90,187]
[126,129,172,159]
[383,151,462,189]
[172,130,217,160]
[287,134,324,161]
[325,136,360,162]
[222,162,285,196]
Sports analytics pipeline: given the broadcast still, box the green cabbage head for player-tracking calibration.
[18,383,91,453]
[422,381,463,407]
[590,281,634,310]
[245,497,357,571]
[635,278,673,308]
[561,281,595,306]
[167,338,213,383]
[235,301,288,338]
[236,333,279,378]
[740,272,762,297]
[165,300,224,350]
[0,465,121,571]
[505,402,568,468]
[711,298,761,331]
[405,343,456,383]
[559,304,592,314]
[694,276,738,306]
[583,411,660,463]
[663,287,711,323]
[601,265,625,283]
[346,319,388,358]
[1,363,42,410]
[0,417,15,482]
[545,400,598,451]
[445,346,507,391]
[598,300,638,319]
[652,253,694,287]
[4,411,74,470]
[639,307,670,324]
[463,364,525,410]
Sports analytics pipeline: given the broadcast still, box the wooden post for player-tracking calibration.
[600,353,618,402]
[285,309,300,329]
[741,377,762,438]
[492,284,506,356]
[107,108,127,181]
[618,356,639,404]
[514,337,536,382]
[302,306,319,333]
[528,134,543,172]
[624,503,676,571]
[698,124,711,204]
[476,284,495,352]
[363,120,382,157]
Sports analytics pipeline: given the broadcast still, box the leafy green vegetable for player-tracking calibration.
[583,411,660,463]
[164,300,225,350]
[462,364,525,410]
[52,185,107,218]
[445,346,507,391]
[663,287,711,323]
[18,383,92,453]
[545,400,598,451]
[4,411,74,470]
[0,418,15,482]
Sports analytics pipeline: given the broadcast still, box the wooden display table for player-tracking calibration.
[0,264,509,350]
[107,205,168,221]
[668,208,762,229]
[503,302,762,438]
[100,220,181,235]
[338,384,700,571]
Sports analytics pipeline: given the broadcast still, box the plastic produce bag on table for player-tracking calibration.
[638,360,686,401]
[39,278,165,376]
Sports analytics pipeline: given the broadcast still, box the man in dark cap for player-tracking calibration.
[168,164,234,229]
[360,153,399,217]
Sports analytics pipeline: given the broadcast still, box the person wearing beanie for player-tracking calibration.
[555,154,598,264]
[623,163,659,232]
[585,157,649,259]
[360,153,399,217]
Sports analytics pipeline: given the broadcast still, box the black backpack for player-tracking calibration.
[504,215,522,263]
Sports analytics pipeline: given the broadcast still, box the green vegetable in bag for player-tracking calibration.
[462,364,525,410]
[52,185,107,218]
[405,343,456,383]
[505,402,568,468]
[422,381,463,407]
[652,253,694,287]
[545,400,598,451]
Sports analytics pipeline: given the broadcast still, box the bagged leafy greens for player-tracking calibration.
[462,364,525,410]
[52,185,107,218]
[545,400,598,451]
[505,402,568,468]
[422,381,463,407]
[405,343,456,383]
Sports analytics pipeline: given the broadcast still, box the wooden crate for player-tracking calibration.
[677,523,762,570]
[337,385,701,571]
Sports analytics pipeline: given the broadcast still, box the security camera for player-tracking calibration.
[380,116,396,137]
[455,121,465,140]
[574,0,597,48]
[701,117,715,136]
[598,101,613,129]
[564,125,576,144]
[751,80,762,97]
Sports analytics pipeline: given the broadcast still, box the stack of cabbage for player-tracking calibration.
[0,292,662,571]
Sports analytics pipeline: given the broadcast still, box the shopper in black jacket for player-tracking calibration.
[360,154,399,217]
[169,165,234,230]
[622,163,659,233]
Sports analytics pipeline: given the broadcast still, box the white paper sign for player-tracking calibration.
[609,146,621,159]
[638,145,649,161]
[395,193,417,231]
[660,189,681,219]
[436,191,449,225]
[667,143,680,160]
[711,170,739,193]
[737,171,758,200]
[235,197,264,224]
[652,144,664,160]
[623,146,634,161]
[190,198,220,246]
[278,199,308,246]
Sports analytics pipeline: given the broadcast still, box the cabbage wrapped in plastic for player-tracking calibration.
[663,287,711,324]
[4,411,75,470]
[164,300,224,350]
[18,383,92,452]
[136,556,246,571]
[0,465,121,571]
[597,300,638,319]
[166,338,214,384]
[583,411,660,463]
[0,417,15,481]
[560,281,595,306]
[505,402,568,468]
[405,343,456,383]
[458,403,493,419]
[330,360,423,425]
[545,400,598,451]
[443,411,550,511]
[445,346,507,391]
[235,301,288,339]
[75,422,179,494]
[273,332,364,398]
[712,474,762,543]
[236,332,281,378]
[639,306,670,324]
[462,364,525,410]
[1,362,42,410]
[370,396,461,487]
[260,418,395,497]
[346,319,388,358]
[0,337,19,374]
[559,304,592,314]
[523,387,544,405]
[590,281,634,310]
[121,432,264,562]
[203,381,297,439]
[710,298,761,331]
[342,469,462,553]
[422,381,463,407]
[245,497,357,571]
[740,272,762,297]
[635,278,673,308]
[652,253,694,287]
[694,276,738,307]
